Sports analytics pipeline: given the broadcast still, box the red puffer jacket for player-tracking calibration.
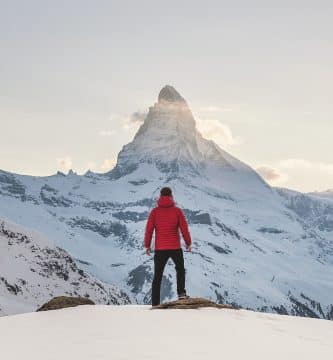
[144,196,192,250]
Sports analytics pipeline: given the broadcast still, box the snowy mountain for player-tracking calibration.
[1,305,333,360]
[0,85,333,318]
[309,189,333,203]
[0,218,130,316]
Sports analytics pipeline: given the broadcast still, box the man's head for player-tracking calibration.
[160,187,172,197]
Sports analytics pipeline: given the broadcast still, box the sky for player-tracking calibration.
[0,0,332,192]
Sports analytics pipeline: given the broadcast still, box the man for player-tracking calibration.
[144,187,192,306]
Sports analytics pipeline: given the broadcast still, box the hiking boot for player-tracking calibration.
[178,293,190,300]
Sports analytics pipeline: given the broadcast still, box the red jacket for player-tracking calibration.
[144,196,192,250]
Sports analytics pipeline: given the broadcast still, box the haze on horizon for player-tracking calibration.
[0,1,332,193]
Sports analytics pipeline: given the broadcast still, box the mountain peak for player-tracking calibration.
[158,85,185,104]
[107,86,257,180]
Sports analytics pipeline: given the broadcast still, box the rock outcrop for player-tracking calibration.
[37,296,95,312]
[152,297,235,310]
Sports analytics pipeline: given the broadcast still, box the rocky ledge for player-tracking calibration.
[152,297,235,310]
[37,296,95,312]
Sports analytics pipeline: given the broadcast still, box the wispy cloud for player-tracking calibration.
[199,106,233,113]
[196,118,242,147]
[130,111,146,123]
[278,158,333,175]
[86,161,97,171]
[100,157,117,171]
[56,156,72,172]
[122,111,147,130]
[255,158,333,189]
[256,166,288,184]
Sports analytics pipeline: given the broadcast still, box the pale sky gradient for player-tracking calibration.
[0,0,332,192]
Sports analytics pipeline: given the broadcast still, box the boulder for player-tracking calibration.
[37,296,95,312]
[152,297,235,310]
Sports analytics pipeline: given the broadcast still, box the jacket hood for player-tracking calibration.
[157,195,175,208]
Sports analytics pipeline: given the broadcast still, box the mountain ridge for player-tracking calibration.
[0,86,332,318]
[0,218,130,316]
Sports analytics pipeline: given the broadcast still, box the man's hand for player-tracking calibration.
[186,244,192,252]
[145,247,151,256]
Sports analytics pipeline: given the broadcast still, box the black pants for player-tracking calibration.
[152,248,186,306]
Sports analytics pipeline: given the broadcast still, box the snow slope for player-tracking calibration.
[0,85,332,318]
[0,305,332,360]
[0,218,130,316]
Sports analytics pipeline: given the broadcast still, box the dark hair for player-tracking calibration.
[160,187,172,196]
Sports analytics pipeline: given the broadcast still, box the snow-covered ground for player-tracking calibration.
[1,305,332,360]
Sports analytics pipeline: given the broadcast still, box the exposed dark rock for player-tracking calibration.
[113,211,148,222]
[300,293,325,318]
[207,242,232,254]
[128,179,149,186]
[84,198,155,214]
[75,259,92,266]
[40,185,73,207]
[160,275,173,302]
[184,210,212,225]
[327,305,333,320]
[257,227,284,234]
[215,221,241,239]
[106,163,138,180]
[37,296,95,312]
[0,277,22,295]
[110,263,125,267]
[84,200,119,212]
[214,290,225,304]
[215,221,265,253]
[289,296,320,319]
[67,217,129,240]
[0,171,26,200]
[272,305,289,315]
[158,85,186,103]
[127,265,153,294]
[191,251,214,263]
[130,198,156,208]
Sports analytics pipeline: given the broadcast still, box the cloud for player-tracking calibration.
[256,166,288,184]
[130,111,146,124]
[199,106,233,113]
[319,163,333,175]
[255,159,333,189]
[278,158,333,175]
[86,161,97,171]
[99,130,115,136]
[122,111,147,132]
[56,156,72,172]
[278,158,313,169]
[100,158,117,171]
[196,119,242,147]
[122,111,147,130]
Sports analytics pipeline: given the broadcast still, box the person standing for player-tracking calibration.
[144,187,192,306]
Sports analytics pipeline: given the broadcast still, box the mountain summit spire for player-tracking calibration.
[108,85,244,179]
[158,85,186,104]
